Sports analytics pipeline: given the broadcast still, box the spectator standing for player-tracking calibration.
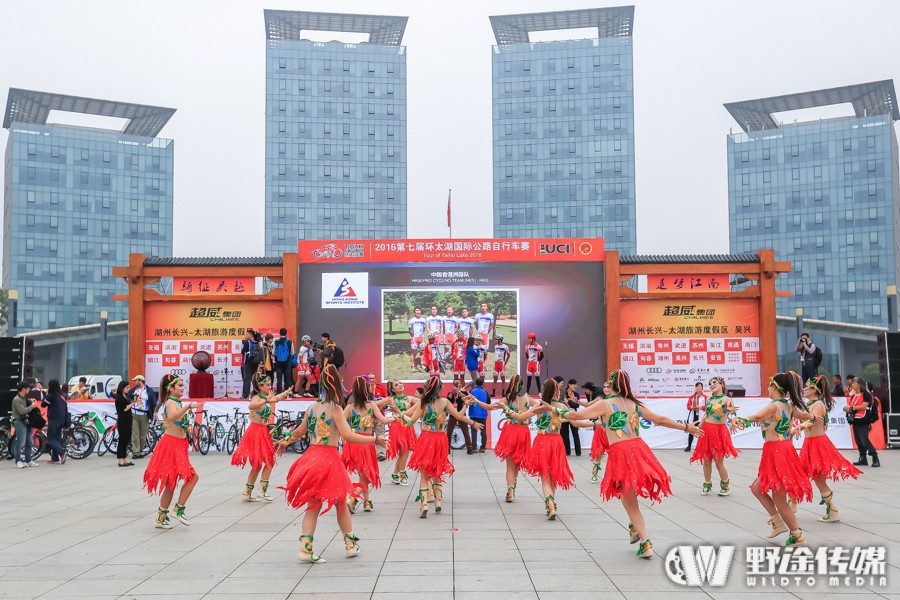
[831,374,846,397]
[241,330,260,399]
[796,332,819,382]
[42,379,68,464]
[273,328,294,394]
[560,379,584,456]
[128,375,157,458]
[464,337,479,390]
[12,381,38,468]
[468,378,490,452]
[367,372,388,461]
[685,382,706,452]
[446,379,473,454]
[69,376,91,400]
[115,381,135,467]
[263,334,275,381]
[844,378,880,467]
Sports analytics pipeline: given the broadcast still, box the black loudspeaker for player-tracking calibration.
[0,337,24,416]
[22,336,34,378]
[877,332,900,415]
[728,385,746,398]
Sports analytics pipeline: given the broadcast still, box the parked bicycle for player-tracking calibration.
[1,413,48,461]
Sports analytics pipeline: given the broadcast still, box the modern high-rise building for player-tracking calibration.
[3,89,175,332]
[490,7,636,250]
[264,10,408,256]
[726,81,900,326]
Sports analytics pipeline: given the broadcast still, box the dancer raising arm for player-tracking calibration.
[277,365,387,563]
[343,376,396,513]
[385,379,418,486]
[792,375,862,523]
[404,375,483,518]
[689,376,740,497]
[561,370,704,558]
[143,375,202,529]
[731,372,813,546]
[231,374,291,502]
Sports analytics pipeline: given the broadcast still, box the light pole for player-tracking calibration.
[795,307,804,373]
[99,310,108,374]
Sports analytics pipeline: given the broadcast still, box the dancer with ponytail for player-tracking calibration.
[732,372,813,546]
[587,381,612,482]
[508,379,576,520]
[231,374,291,502]
[793,375,862,523]
[467,374,538,502]
[143,375,202,529]
[385,379,418,486]
[404,375,483,518]
[562,370,703,558]
[278,365,387,563]
[343,376,396,513]
[689,376,739,497]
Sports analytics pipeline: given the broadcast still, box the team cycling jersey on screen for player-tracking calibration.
[458,317,474,338]
[452,339,466,359]
[525,342,543,362]
[408,317,426,337]
[494,343,510,362]
[476,347,487,364]
[426,316,443,335]
[443,316,458,335]
[475,312,495,333]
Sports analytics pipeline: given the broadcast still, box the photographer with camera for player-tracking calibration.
[241,329,264,399]
[796,332,820,382]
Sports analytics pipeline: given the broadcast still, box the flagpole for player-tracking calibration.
[448,188,453,239]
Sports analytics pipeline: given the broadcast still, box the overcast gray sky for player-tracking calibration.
[2,0,899,258]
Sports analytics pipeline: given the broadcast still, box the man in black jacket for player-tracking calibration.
[241,330,260,398]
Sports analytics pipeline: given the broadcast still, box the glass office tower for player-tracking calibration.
[490,7,636,251]
[264,10,408,256]
[3,89,175,332]
[726,81,900,326]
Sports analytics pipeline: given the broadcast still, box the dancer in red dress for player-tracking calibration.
[143,375,202,529]
[467,374,539,502]
[793,375,862,523]
[385,379,418,486]
[562,370,703,558]
[404,375,483,518]
[588,381,612,482]
[732,372,813,546]
[689,376,739,497]
[510,379,578,519]
[343,376,396,513]
[231,374,291,502]
[278,365,387,563]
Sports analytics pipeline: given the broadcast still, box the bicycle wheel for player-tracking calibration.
[198,426,211,455]
[31,431,48,460]
[98,428,117,457]
[225,424,238,455]
[214,423,225,451]
[145,427,159,454]
[450,428,466,450]
[0,429,10,460]
[66,427,95,460]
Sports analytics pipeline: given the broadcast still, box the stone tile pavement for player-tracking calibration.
[0,446,897,599]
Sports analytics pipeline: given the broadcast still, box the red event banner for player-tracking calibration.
[298,238,604,263]
[173,277,254,295]
[647,274,728,292]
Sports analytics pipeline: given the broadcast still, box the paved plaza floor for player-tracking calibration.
[0,447,897,600]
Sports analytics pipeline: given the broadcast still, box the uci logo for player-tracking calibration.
[645,367,662,374]
[665,546,734,587]
[539,243,571,255]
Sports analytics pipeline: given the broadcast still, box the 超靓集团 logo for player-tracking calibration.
[665,546,734,587]
[322,273,368,309]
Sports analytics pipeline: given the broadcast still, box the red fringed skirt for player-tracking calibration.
[601,438,672,502]
[280,445,358,514]
[799,435,863,482]
[231,422,276,471]
[527,433,574,489]
[408,431,455,481]
[590,426,609,462]
[342,435,381,488]
[755,440,813,503]
[386,420,417,460]
[493,422,532,470]
[690,421,740,463]
[143,434,196,495]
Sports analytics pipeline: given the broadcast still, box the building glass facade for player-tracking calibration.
[3,91,174,333]
[264,10,408,256]
[728,107,900,326]
[491,8,636,251]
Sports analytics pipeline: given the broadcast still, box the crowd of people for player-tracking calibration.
[133,362,879,564]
